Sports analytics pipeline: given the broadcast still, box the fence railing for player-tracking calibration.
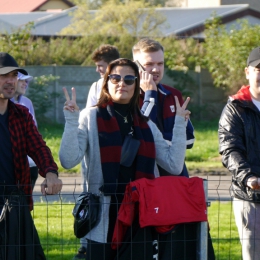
[0,175,241,260]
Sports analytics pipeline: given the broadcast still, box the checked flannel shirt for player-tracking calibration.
[7,100,58,210]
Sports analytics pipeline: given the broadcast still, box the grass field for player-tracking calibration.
[208,202,241,260]
[32,202,76,260]
[39,122,81,174]
[185,119,222,170]
[38,119,221,175]
[33,201,242,259]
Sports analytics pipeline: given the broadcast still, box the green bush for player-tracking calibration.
[203,16,260,91]
[27,75,60,124]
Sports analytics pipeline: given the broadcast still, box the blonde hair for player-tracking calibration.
[132,38,164,56]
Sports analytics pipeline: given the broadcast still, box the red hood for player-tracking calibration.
[230,85,252,101]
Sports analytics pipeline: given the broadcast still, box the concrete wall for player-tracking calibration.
[24,65,99,124]
[23,65,228,124]
[162,68,227,120]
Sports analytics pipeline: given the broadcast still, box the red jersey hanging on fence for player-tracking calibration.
[112,176,207,249]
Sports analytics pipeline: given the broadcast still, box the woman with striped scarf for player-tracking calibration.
[59,58,190,260]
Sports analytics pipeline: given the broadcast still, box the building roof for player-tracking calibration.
[0,4,259,38]
[0,12,56,28]
[160,4,260,38]
[0,7,76,35]
[32,7,78,36]
[0,0,74,13]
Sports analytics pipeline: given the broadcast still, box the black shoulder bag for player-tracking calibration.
[72,192,101,238]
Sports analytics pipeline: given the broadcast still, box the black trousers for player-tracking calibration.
[0,189,45,260]
[85,223,215,260]
[86,230,154,260]
[86,219,154,260]
[158,223,215,260]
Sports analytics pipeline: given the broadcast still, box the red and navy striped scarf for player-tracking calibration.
[97,102,155,195]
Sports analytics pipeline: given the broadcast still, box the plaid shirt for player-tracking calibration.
[8,100,58,210]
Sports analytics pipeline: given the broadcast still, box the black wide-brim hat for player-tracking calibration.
[0,52,28,75]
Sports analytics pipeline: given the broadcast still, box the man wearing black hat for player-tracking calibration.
[219,47,260,260]
[0,52,62,259]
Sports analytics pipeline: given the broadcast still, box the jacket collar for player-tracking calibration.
[230,85,251,102]
[7,99,20,116]
[229,85,258,112]
[157,83,171,96]
[139,83,172,97]
[139,83,171,96]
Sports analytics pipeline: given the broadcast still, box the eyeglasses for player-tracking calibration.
[108,74,137,85]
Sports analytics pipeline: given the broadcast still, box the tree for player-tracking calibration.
[144,0,169,6]
[203,15,260,91]
[0,23,38,66]
[61,0,168,38]
[71,0,170,8]
[165,0,185,7]
[162,37,203,95]
[163,37,204,72]
[27,75,60,124]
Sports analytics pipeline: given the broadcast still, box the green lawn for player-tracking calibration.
[186,119,222,170]
[32,202,77,260]
[33,201,241,259]
[39,119,221,174]
[208,202,241,260]
[39,122,81,174]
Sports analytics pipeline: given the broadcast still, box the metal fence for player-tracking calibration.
[1,175,241,260]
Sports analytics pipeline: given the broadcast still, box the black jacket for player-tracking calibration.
[218,85,260,202]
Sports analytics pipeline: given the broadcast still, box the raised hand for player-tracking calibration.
[139,70,157,92]
[63,87,79,112]
[175,96,191,120]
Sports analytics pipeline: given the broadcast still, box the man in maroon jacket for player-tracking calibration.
[132,38,194,177]
[0,52,62,259]
[132,39,215,260]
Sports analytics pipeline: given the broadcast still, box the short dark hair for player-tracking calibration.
[97,58,147,121]
[92,44,120,64]
[132,38,164,56]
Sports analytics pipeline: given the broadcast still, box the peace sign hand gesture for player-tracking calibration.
[175,96,191,121]
[63,87,79,112]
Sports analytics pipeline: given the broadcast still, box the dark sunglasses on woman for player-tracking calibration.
[108,74,137,85]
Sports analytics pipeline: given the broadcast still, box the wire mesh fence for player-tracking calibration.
[0,175,243,260]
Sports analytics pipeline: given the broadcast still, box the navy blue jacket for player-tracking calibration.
[140,84,195,177]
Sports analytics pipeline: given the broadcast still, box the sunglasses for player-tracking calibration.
[108,74,137,85]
